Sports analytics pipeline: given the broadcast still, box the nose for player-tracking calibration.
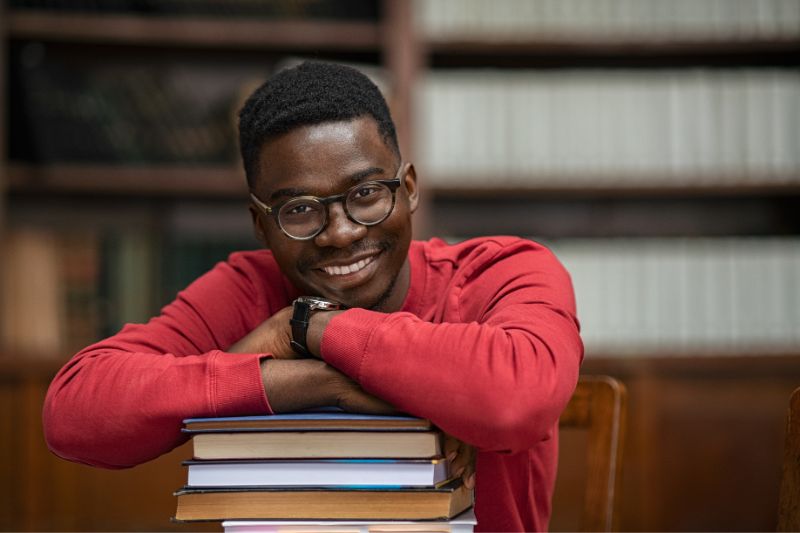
[313,201,367,248]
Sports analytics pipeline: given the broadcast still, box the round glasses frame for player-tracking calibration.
[250,163,406,241]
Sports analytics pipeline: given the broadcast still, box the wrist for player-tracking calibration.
[306,309,343,358]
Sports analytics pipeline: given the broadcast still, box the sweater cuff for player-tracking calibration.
[210,351,272,416]
[320,308,387,380]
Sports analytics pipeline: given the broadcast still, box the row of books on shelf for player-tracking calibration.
[548,237,800,356]
[416,69,800,186]
[175,411,475,532]
[415,0,800,39]
[3,228,798,358]
[12,45,260,164]
[8,0,379,20]
[0,226,257,358]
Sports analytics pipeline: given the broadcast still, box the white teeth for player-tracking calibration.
[322,256,375,276]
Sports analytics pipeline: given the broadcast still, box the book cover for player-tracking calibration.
[184,458,448,488]
[220,507,477,533]
[184,412,433,433]
[190,430,443,460]
[174,479,473,522]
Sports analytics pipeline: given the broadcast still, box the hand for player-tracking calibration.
[444,434,477,489]
[228,306,298,358]
[330,373,398,415]
[260,358,397,414]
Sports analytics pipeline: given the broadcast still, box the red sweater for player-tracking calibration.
[43,236,582,532]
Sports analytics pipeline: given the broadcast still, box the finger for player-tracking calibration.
[452,444,476,483]
[449,450,469,478]
[340,389,398,415]
[443,434,460,462]
[464,471,476,489]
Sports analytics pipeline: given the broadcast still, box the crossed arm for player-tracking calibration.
[227,306,477,488]
[43,241,581,487]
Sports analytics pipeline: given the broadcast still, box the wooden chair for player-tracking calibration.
[558,375,627,532]
[778,386,800,532]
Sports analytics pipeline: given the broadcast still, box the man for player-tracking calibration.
[43,61,583,532]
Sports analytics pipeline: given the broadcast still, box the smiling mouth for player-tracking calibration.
[318,253,379,276]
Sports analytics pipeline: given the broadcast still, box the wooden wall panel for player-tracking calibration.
[576,355,800,532]
[0,360,215,531]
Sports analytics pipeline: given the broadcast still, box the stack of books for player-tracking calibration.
[173,411,475,531]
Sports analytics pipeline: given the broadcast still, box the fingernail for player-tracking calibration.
[465,473,476,489]
[447,451,457,462]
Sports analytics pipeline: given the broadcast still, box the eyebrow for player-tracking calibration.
[268,166,386,202]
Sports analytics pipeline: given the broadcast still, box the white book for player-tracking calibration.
[694,73,718,180]
[769,70,800,179]
[527,73,553,177]
[716,72,748,175]
[222,507,477,533]
[506,74,528,180]
[777,0,800,38]
[185,459,449,488]
[744,71,773,179]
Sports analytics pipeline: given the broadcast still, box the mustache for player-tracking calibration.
[296,238,394,272]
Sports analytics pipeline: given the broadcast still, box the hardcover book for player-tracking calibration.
[184,412,442,460]
[184,458,449,488]
[221,507,477,533]
[190,430,443,460]
[174,479,473,522]
[184,413,433,433]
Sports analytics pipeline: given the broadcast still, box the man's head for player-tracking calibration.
[239,61,400,188]
[239,62,418,312]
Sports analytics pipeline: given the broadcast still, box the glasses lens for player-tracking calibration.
[346,182,394,225]
[278,198,326,239]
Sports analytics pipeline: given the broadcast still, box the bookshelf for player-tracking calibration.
[1,1,799,531]
[408,0,800,359]
[0,0,416,360]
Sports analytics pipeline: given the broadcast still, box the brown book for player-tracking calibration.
[191,431,443,460]
[174,480,472,522]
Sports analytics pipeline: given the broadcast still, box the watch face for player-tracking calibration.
[295,296,343,311]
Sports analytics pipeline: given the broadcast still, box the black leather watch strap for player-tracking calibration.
[290,302,313,356]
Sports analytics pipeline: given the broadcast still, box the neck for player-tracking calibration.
[373,258,410,313]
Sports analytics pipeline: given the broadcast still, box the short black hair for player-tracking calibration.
[238,61,400,188]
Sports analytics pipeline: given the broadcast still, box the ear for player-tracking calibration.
[249,204,269,248]
[404,163,420,214]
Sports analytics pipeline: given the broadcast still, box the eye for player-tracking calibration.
[353,184,381,198]
[284,201,320,216]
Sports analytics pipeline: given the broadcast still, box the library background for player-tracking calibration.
[0,0,799,531]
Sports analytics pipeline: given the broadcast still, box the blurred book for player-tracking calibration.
[1,228,64,356]
[184,413,434,432]
[185,413,443,461]
[184,458,449,488]
[174,479,472,522]
[221,508,477,533]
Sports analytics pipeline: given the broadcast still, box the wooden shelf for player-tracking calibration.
[10,163,800,200]
[425,35,800,58]
[424,35,800,68]
[428,179,800,200]
[7,163,247,198]
[6,10,381,51]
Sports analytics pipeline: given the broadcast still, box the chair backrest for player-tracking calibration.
[778,386,800,532]
[559,375,627,532]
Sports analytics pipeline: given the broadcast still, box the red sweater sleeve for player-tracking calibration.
[42,253,279,469]
[320,239,583,454]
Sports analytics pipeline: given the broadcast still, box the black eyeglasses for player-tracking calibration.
[250,163,406,241]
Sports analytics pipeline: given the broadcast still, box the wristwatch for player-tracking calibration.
[290,296,344,356]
